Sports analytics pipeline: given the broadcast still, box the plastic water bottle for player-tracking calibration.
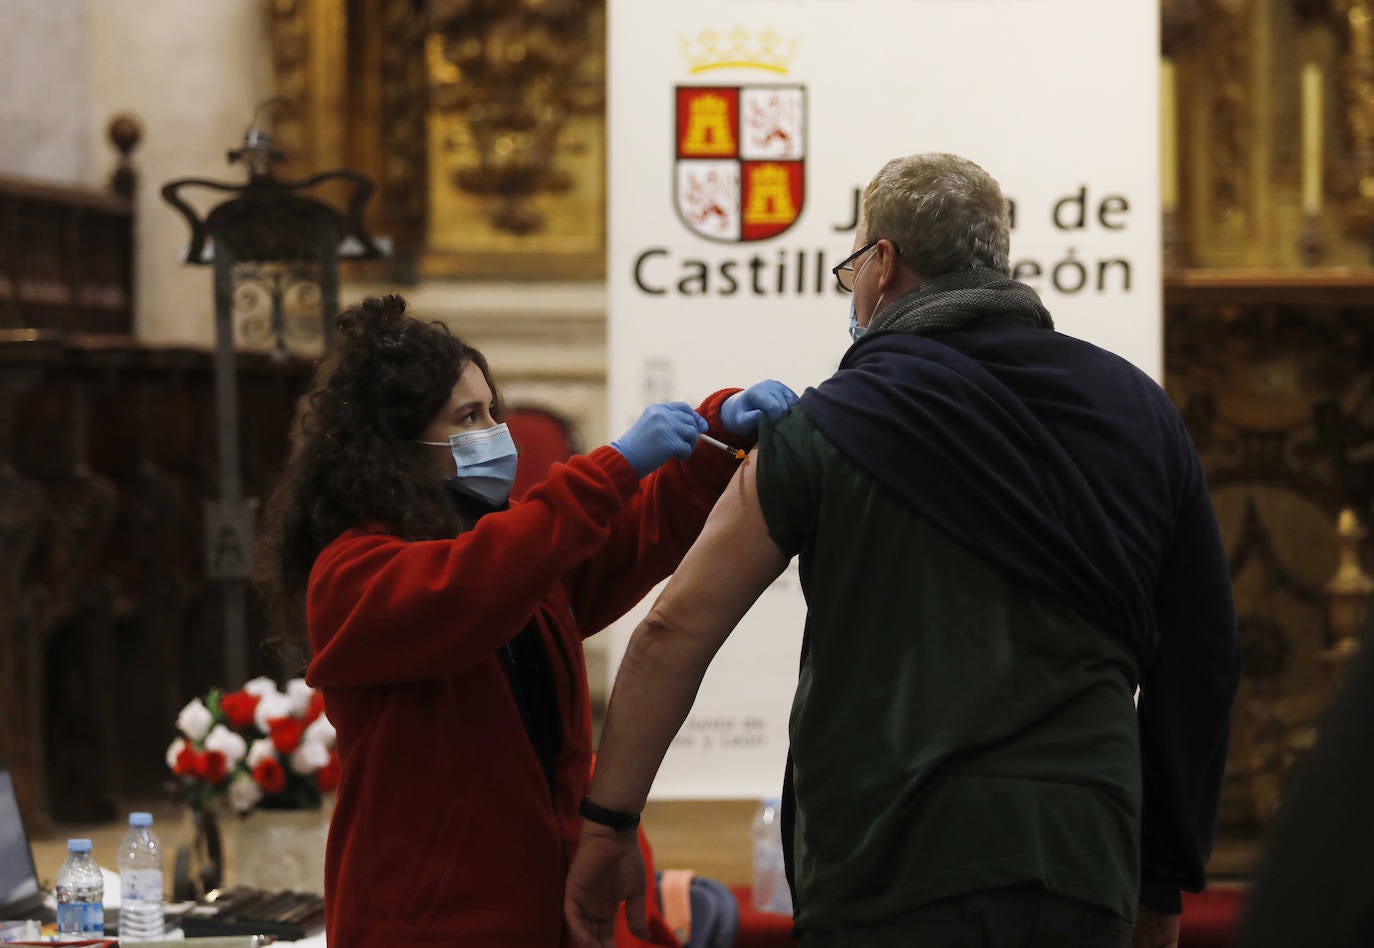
[751,798,793,915]
[117,812,165,941]
[55,838,104,936]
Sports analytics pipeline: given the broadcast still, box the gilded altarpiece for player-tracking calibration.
[268,0,605,282]
[1164,276,1374,845]
[1170,0,1374,267]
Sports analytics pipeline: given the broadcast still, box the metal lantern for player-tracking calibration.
[161,103,386,685]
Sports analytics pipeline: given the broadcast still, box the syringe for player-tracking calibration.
[699,434,747,460]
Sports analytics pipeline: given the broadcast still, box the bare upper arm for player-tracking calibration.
[644,448,789,652]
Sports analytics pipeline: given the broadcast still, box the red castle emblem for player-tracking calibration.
[674,85,806,243]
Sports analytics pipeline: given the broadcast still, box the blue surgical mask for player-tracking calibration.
[848,298,867,343]
[422,423,518,506]
[847,249,879,344]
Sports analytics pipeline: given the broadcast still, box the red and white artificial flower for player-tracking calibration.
[203,724,248,770]
[168,677,338,816]
[176,698,213,742]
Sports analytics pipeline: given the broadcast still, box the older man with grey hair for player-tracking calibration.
[566,153,1239,948]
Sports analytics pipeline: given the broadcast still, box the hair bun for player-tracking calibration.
[363,294,407,317]
[335,294,410,347]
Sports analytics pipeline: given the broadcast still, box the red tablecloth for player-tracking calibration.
[729,886,1246,947]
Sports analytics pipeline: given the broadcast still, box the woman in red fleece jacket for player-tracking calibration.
[255,295,795,947]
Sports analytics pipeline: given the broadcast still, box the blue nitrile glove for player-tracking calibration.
[720,380,800,435]
[611,402,710,477]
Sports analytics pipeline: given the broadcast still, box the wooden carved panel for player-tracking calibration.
[0,179,133,335]
[0,335,60,836]
[1165,273,1374,831]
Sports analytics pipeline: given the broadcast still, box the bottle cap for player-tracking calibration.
[67,838,92,853]
[761,797,781,808]
[129,812,153,827]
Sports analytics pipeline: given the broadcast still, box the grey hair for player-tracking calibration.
[861,153,1011,277]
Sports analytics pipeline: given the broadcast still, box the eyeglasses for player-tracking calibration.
[831,240,900,292]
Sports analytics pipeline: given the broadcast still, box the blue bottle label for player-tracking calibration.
[56,901,104,934]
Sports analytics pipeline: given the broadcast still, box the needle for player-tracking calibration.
[699,434,747,460]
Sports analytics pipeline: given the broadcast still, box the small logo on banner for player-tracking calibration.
[675,85,806,242]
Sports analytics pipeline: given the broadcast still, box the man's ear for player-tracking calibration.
[877,239,902,291]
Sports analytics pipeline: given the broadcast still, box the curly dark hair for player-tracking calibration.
[256,293,501,657]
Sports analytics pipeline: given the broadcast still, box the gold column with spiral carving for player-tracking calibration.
[1334,0,1374,242]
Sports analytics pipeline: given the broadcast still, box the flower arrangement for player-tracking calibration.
[167,677,339,816]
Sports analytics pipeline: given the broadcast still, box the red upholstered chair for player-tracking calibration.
[1179,886,1247,947]
[506,407,579,501]
[729,887,793,947]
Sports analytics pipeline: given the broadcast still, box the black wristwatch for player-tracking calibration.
[580,797,641,832]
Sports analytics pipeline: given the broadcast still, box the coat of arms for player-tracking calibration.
[674,85,806,242]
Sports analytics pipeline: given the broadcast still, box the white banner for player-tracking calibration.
[607,0,1160,798]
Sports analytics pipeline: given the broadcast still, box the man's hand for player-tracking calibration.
[1131,907,1181,948]
[565,822,647,948]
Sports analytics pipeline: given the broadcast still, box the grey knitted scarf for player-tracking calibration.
[866,266,1054,336]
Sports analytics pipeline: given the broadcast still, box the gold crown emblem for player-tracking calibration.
[680,27,799,75]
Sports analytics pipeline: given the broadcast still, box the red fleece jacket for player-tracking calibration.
[306,390,745,947]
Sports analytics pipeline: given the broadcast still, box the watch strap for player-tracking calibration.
[580,797,641,832]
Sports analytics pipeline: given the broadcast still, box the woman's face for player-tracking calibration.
[419,361,499,479]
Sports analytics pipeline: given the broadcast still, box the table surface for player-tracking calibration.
[30,796,1251,948]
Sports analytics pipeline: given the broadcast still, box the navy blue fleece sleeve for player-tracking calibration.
[1138,450,1240,913]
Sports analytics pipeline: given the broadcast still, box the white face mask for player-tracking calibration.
[420,423,518,506]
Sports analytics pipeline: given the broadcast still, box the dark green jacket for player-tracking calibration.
[757,410,1141,935]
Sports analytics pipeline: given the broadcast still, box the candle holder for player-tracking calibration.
[1298,212,1327,267]
[1321,508,1373,694]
